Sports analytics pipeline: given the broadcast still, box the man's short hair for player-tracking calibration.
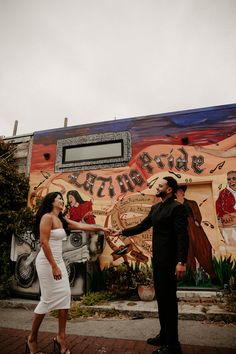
[163,176,178,194]
[227,170,236,175]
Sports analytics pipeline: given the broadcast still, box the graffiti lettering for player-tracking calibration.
[97,177,115,198]
[138,152,153,173]
[83,173,97,194]
[167,153,175,170]
[66,148,207,198]
[68,172,81,187]
[140,148,203,175]
[192,155,205,174]
[129,169,145,186]
[175,147,189,172]
[153,154,167,169]
[116,174,135,193]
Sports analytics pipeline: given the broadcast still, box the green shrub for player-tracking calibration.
[80,290,117,306]
[0,140,34,297]
[226,290,236,313]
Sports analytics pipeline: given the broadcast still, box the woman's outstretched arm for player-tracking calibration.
[64,216,112,234]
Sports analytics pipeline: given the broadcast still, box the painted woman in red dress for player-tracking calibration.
[66,190,95,224]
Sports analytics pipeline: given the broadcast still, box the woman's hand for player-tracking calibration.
[52,264,62,281]
[101,227,113,235]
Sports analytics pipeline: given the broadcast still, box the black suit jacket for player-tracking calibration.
[122,196,189,268]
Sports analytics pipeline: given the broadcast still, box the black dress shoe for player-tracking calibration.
[147,333,164,346]
[152,344,182,354]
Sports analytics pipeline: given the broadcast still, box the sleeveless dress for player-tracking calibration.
[34,228,71,314]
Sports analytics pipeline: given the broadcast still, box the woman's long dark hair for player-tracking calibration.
[34,192,70,238]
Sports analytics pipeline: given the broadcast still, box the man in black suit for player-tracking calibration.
[113,176,189,354]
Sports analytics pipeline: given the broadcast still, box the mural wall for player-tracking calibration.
[11,104,236,296]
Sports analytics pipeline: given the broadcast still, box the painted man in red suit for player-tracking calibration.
[216,170,236,226]
[216,171,236,252]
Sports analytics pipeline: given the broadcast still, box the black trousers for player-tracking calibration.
[153,265,178,346]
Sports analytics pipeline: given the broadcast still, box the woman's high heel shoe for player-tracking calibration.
[24,339,30,354]
[53,337,71,354]
[25,337,43,354]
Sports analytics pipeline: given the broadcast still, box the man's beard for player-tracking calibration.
[156,191,167,198]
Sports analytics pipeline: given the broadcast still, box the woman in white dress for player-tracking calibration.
[26,191,111,354]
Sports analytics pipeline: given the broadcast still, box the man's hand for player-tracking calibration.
[110,229,122,237]
[175,263,186,279]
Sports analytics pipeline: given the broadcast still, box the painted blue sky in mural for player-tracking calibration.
[33,103,236,148]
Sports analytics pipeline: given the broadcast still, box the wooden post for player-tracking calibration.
[13,120,18,136]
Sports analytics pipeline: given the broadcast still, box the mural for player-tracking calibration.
[11,103,236,296]
[175,185,216,281]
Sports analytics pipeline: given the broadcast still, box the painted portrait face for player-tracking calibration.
[68,194,76,206]
[176,189,185,199]
[227,172,236,191]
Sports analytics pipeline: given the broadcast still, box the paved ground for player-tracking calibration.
[0,294,236,354]
[0,327,235,354]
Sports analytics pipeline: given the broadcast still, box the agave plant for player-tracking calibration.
[212,256,236,289]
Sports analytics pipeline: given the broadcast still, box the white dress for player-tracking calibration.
[34,228,71,314]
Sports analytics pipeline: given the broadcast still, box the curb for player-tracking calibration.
[79,302,236,323]
[1,297,235,323]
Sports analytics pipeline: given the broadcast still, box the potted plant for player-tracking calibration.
[135,265,155,301]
